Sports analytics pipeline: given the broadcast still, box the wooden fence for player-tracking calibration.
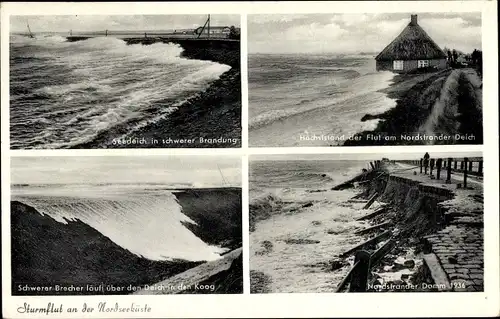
[400,157,483,188]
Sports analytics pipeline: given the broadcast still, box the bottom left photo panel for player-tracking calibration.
[9,155,243,295]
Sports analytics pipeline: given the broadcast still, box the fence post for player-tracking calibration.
[420,158,423,173]
[370,162,375,170]
[468,161,473,172]
[460,161,464,170]
[478,161,483,175]
[436,158,442,180]
[430,158,435,175]
[463,157,468,188]
[447,157,452,183]
[349,250,371,292]
[454,161,458,170]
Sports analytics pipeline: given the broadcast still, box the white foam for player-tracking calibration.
[17,37,231,149]
[250,188,372,293]
[14,187,226,262]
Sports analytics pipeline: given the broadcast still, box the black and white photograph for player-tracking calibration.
[248,13,483,147]
[10,14,241,149]
[1,1,499,318]
[11,156,242,295]
[250,152,483,293]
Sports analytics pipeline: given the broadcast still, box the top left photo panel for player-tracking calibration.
[9,14,241,149]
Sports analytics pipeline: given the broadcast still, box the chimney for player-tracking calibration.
[410,14,418,25]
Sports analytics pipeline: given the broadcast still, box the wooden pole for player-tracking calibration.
[335,261,359,292]
[349,250,371,292]
[454,161,458,170]
[463,157,468,188]
[370,162,375,170]
[354,221,392,235]
[340,230,392,257]
[430,158,435,175]
[436,158,442,180]
[460,161,464,170]
[478,161,483,175]
[420,158,423,173]
[207,14,210,39]
[468,161,473,172]
[356,206,387,221]
[447,157,452,183]
[363,192,379,209]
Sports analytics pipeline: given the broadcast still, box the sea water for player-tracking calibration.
[248,54,396,146]
[249,160,385,293]
[12,183,227,261]
[10,35,230,149]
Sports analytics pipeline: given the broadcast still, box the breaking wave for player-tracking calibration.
[13,185,227,261]
[10,36,231,149]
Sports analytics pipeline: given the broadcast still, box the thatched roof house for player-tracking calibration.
[376,15,447,73]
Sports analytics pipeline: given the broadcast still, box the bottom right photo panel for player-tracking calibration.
[249,151,484,293]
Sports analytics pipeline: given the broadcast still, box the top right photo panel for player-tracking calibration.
[248,13,482,147]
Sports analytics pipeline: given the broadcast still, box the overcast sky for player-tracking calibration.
[11,14,240,33]
[251,152,482,162]
[248,12,481,54]
[11,156,241,187]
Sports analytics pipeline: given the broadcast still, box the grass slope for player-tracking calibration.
[174,188,242,251]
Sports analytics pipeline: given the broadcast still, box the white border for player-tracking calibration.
[1,1,499,318]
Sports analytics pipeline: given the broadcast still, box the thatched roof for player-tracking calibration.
[376,15,446,61]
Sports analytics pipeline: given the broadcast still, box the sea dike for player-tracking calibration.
[10,35,242,149]
[11,187,243,295]
[69,37,241,149]
[334,160,483,292]
[344,69,483,146]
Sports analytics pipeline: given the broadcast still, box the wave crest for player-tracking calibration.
[14,192,226,261]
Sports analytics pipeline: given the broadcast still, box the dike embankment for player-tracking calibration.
[344,68,483,146]
[335,161,483,292]
[66,36,242,149]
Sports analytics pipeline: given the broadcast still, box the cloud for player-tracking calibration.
[10,14,240,33]
[249,13,481,54]
[250,14,308,24]
[419,17,482,52]
[11,156,241,186]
